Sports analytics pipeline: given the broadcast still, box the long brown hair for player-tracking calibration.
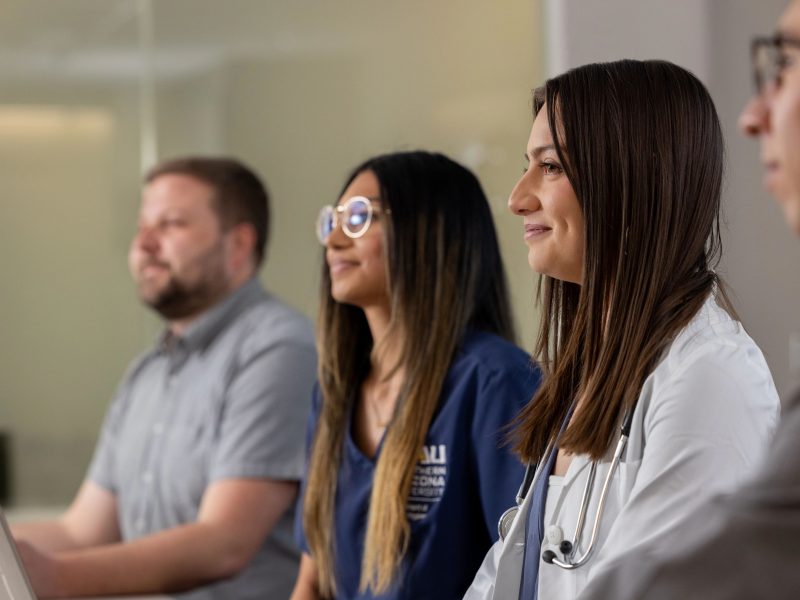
[303,151,515,597]
[513,60,730,463]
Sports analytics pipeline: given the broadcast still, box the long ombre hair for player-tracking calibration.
[303,151,515,597]
[513,60,730,463]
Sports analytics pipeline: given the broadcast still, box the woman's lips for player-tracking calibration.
[524,224,552,240]
[328,259,358,275]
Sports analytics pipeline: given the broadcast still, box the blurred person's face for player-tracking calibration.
[325,170,390,311]
[508,105,585,284]
[129,174,236,322]
[739,0,800,234]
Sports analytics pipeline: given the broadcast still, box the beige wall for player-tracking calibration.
[155,2,543,336]
[0,0,542,506]
[0,89,148,503]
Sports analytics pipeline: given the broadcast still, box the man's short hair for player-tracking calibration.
[145,156,270,267]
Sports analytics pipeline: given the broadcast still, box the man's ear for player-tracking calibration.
[226,222,258,273]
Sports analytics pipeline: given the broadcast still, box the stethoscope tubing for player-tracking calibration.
[543,430,630,569]
[498,406,636,571]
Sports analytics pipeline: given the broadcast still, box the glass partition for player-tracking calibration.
[0,0,541,506]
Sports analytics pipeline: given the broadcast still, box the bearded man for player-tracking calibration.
[13,157,316,600]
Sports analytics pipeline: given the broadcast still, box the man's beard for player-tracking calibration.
[136,243,230,322]
[145,273,227,321]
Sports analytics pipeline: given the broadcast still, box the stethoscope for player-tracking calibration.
[497,406,635,570]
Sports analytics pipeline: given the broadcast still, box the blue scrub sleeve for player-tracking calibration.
[470,364,540,538]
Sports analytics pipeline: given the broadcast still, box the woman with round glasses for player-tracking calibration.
[291,151,540,600]
[464,59,780,600]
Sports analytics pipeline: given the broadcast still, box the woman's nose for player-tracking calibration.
[508,172,538,215]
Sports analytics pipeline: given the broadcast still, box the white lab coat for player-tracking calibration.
[464,297,780,600]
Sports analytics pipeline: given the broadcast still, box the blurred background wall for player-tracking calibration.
[1,0,797,509]
[0,0,541,507]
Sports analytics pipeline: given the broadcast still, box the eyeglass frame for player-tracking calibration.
[316,195,389,245]
[751,33,800,94]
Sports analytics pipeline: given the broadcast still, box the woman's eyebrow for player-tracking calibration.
[525,144,556,162]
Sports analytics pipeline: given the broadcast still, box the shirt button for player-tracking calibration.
[546,525,564,545]
[152,423,164,435]
[142,472,154,484]
[136,518,145,532]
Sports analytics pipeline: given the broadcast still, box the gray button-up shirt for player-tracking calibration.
[88,278,316,599]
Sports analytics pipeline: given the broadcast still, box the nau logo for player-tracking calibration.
[419,444,447,465]
[408,444,448,521]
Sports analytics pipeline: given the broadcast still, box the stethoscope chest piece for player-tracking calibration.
[497,506,518,541]
[498,461,538,541]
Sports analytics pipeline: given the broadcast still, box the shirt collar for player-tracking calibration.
[158,278,266,355]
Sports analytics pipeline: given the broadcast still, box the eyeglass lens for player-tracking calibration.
[316,206,335,243]
[345,198,370,235]
[316,196,373,243]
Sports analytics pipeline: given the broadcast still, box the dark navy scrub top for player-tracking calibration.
[296,330,541,600]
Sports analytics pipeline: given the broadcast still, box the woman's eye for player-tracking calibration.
[540,161,562,175]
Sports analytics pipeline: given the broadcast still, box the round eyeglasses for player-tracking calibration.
[316,195,388,244]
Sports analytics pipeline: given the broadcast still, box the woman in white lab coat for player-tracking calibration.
[464,59,780,600]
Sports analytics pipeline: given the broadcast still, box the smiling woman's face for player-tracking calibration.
[325,169,390,310]
[507,105,585,284]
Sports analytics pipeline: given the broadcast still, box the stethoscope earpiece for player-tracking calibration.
[541,550,557,564]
